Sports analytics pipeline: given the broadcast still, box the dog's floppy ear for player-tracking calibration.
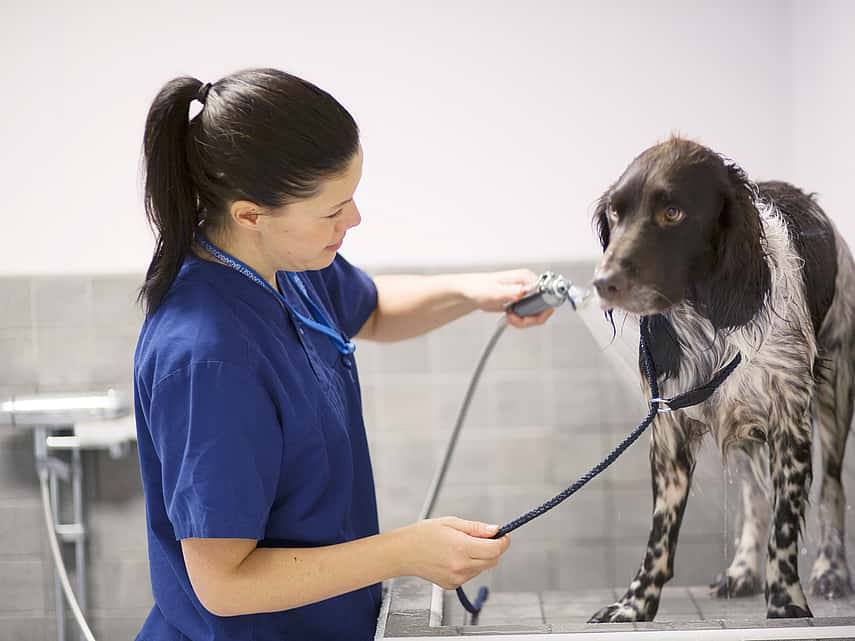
[693,162,770,330]
[592,192,611,251]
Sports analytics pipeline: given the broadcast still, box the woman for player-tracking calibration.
[135,67,552,641]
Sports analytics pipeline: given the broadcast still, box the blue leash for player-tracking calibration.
[455,315,741,619]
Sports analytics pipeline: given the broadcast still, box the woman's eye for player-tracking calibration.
[663,206,684,224]
[327,209,343,219]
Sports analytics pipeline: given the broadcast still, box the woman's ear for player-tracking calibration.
[229,199,265,230]
[693,162,770,330]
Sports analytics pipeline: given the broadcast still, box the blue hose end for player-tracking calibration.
[473,586,490,611]
[456,584,490,618]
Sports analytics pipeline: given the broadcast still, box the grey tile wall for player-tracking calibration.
[1,264,855,639]
[0,274,149,641]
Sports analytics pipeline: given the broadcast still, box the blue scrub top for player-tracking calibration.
[133,251,381,641]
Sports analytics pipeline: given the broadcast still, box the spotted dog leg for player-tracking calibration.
[589,415,699,623]
[765,406,813,618]
[808,355,854,598]
[710,446,768,597]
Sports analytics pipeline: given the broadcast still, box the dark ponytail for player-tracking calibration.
[139,77,202,316]
[138,68,360,315]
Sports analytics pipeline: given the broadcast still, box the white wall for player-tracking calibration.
[1,0,842,276]
[790,0,855,244]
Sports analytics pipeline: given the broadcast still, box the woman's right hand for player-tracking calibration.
[395,516,511,589]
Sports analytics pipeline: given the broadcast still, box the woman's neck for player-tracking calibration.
[194,227,279,289]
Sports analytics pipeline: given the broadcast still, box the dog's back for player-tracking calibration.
[758,181,838,335]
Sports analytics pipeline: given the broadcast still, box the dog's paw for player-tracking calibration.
[709,569,762,598]
[766,603,813,619]
[588,601,647,623]
[808,569,853,599]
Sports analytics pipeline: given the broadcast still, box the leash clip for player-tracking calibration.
[649,397,673,413]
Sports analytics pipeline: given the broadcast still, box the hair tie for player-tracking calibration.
[195,82,212,105]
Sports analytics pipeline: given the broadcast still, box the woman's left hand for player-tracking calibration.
[459,269,554,329]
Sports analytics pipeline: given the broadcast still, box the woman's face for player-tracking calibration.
[259,146,364,272]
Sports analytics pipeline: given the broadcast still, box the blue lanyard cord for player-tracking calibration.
[195,235,356,356]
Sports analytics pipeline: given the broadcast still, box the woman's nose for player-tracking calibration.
[346,201,362,229]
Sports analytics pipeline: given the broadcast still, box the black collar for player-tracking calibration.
[641,315,742,413]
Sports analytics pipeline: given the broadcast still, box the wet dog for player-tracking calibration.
[588,136,855,621]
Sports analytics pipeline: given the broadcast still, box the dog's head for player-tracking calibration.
[592,137,770,330]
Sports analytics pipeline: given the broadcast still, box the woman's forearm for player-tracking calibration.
[360,274,478,342]
[188,529,408,617]
[186,517,510,617]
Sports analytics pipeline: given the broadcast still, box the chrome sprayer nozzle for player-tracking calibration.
[507,272,593,317]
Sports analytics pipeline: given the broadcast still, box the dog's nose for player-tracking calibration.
[593,270,629,301]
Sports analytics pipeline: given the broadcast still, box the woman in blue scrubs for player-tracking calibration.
[134,67,552,641]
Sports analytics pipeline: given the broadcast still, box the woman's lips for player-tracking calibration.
[326,238,343,251]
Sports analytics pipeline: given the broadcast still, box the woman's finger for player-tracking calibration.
[466,533,511,560]
[441,516,500,538]
[506,307,554,328]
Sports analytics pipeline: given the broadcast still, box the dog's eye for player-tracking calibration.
[662,206,685,224]
[606,203,619,220]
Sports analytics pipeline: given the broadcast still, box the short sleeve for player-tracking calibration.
[148,361,283,540]
[317,254,378,337]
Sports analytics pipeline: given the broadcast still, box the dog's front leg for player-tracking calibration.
[589,414,699,623]
[766,403,813,618]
